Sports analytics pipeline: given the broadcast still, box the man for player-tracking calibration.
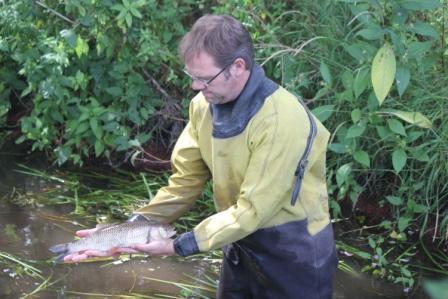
[65,14,338,299]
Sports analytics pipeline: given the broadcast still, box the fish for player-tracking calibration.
[49,221,176,261]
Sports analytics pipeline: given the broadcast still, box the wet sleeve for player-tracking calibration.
[134,101,211,224]
[192,109,311,252]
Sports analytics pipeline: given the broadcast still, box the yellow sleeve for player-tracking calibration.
[135,101,211,223]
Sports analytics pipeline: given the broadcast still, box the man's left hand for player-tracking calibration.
[131,238,175,256]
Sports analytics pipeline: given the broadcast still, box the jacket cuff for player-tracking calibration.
[173,232,200,257]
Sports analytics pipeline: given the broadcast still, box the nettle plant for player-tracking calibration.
[322,0,439,223]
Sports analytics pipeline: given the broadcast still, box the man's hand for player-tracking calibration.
[131,238,175,256]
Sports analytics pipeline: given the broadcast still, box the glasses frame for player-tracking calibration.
[184,61,233,87]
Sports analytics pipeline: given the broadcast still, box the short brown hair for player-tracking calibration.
[179,14,254,70]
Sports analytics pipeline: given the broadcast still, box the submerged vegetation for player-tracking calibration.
[1,0,448,297]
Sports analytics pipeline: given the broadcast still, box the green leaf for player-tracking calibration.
[356,27,384,40]
[410,21,439,38]
[94,139,105,157]
[336,163,352,187]
[353,68,370,99]
[133,0,146,6]
[386,196,402,205]
[0,39,8,51]
[354,150,370,167]
[345,122,366,138]
[89,118,103,139]
[423,279,448,299]
[125,13,132,28]
[412,148,430,162]
[54,146,71,165]
[387,119,407,136]
[130,7,142,18]
[329,143,348,154]
[75,121,89,134]
[75,36,89,58]
[60,29,77,48]
[111,4,126,11]
[320,61,332,85]
[351,108,362,123]
[376,126,393,139]
[368,237,376,249]
[398,216,411,232]
[408,41,432,59]
[371,43,396,106]
[106,86,123,97]
[395,66,411,97]
[312,105,334,123]
[392,148,407,173]
[398,0,441,10]
[341,70,354,90]
[344,44,369,63]
[380,109,432,129]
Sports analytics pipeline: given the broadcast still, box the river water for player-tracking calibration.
[0,152,428,298]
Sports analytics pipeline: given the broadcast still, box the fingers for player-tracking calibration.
[130,239,175,256]
[63,250,112,262]
[64,252,89,262]
[115,247,140,254]
[75,228,97,238]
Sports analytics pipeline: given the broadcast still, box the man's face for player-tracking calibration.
[184,51,240,104]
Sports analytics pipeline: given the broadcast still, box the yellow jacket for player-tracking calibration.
[136,66,331,256]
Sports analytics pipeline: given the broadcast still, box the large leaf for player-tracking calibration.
[410,21,439,38]
[408,41,432,59]
[387,119,407,136]
[345,122,367,138]
[378,109,432,129]
[395,66,411,97]
[392,148,407,173]
[320,61,332,86]
[354,150,370,168]
[423,279,448,299]
[312,105,335,123]
[353,68,370,98]
[336,163,352,187]
[398,0,441,10]
[371,43,396,106]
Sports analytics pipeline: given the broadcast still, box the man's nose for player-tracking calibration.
[191,80,206,91]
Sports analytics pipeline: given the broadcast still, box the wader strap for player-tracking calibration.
[291,100,317,206]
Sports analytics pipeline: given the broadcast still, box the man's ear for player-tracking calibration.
[231,57,247,76]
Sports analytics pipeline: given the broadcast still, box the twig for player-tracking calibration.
[35,1,75,25]
[142,69,177,103]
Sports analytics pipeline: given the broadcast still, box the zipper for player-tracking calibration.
[290,100,317,206]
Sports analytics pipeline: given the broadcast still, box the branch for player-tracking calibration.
[141,69,177,104]
[35,1,75,25]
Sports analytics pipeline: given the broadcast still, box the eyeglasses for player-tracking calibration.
[183,62,232,87]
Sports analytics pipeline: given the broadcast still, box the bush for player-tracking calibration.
[0,0,195,165]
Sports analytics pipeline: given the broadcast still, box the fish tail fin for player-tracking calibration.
[49,243,68,255]
[53,254,66,264]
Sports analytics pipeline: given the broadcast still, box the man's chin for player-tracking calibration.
[203,93,217,103]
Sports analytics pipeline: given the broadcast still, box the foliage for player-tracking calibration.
[1,0,448,293]
[0,0,194,165]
